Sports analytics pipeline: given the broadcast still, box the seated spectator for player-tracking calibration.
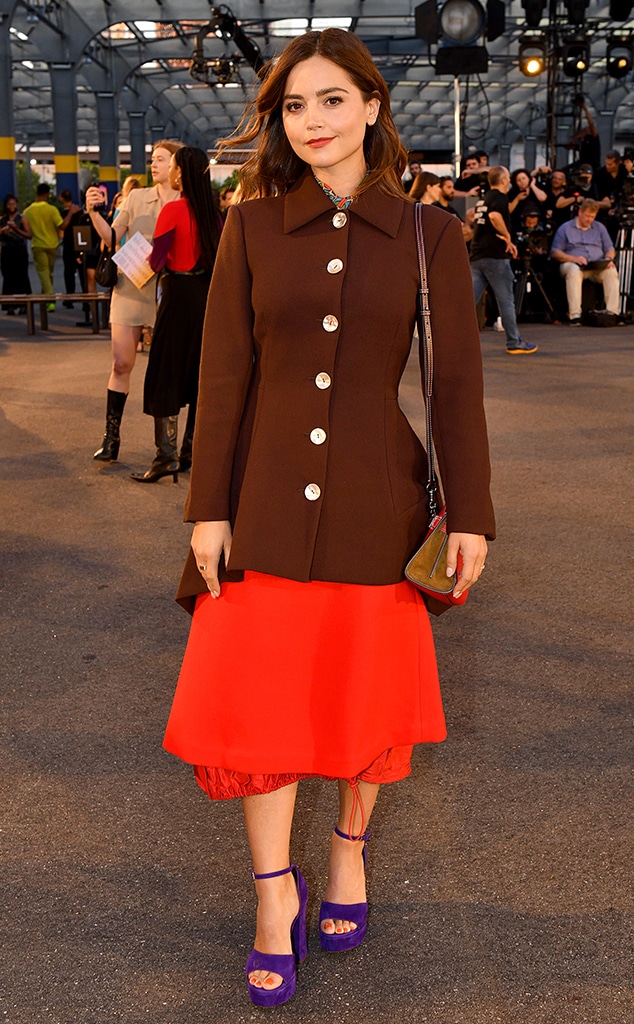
[410,171,441,204]
[550,198,620,325]
[508,168,547,235]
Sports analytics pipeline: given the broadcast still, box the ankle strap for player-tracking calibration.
[250,864,293,881]
[334,825,372,844]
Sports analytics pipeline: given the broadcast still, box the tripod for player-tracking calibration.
[514,257,555,320]
[615,223,633,316]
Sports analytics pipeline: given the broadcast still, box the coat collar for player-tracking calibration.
[284,168,405,238]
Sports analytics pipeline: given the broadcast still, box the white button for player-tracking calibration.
[315,372,331,389]
[322,314,339,332]
[310,428,327,445]
[332,212,347,229]
[327,259,343,274]
[304,483,321,501]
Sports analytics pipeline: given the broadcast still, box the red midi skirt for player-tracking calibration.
[163,571,446,799]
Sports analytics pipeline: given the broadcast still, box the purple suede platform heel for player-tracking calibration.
[245,864,308,1007]
[319,826,373,952]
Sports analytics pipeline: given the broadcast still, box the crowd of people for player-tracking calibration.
[404,147,632,347]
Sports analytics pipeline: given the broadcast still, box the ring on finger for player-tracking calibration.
[198,564,207,572]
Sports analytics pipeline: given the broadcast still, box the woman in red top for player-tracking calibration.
[131,147,221,483]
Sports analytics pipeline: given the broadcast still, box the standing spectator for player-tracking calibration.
[550,198,620,325]
[1,194,32,313]
[435,176,462,217]
[594,150,628,242]
[508,168,547,235]
[59,189,80,306]
[409,171,441,204]
[131,147,221,483]
[85,140,182,462]
[543,168,569,231]
[23,183,78,311]
[403,156,422,193]
[218,185,236,218]
[470,166,538,354]
[556,164,608,221]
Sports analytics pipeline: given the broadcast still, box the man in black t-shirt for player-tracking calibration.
[470,166,538,354]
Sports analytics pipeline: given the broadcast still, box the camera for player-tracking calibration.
[91,180,109,214]
[535,169,552,189]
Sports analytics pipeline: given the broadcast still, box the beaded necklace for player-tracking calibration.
[312,172,355,211]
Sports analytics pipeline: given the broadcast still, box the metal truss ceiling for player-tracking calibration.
[4,1,634,159]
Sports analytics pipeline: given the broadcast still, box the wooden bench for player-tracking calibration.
[2,292,111,335]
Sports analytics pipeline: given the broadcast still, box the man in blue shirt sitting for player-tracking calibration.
[550,198,619,326]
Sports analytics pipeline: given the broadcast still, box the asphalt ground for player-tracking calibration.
[1,272,632,1024]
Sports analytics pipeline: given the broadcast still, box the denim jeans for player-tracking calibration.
[471,257,521,346]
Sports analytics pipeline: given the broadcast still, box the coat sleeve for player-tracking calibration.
[424,212,496,539]
[183,204,255,523]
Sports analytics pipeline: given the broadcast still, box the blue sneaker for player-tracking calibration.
[506,338,538,354]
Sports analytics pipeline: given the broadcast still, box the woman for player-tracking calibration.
[85,140,182,461]
[164,29,494,1007]
[131,147,221,483]
[1,194,32,312]
[409,170,441,204]
[508,167,547,234]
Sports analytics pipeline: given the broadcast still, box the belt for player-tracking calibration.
[164,267,208,277]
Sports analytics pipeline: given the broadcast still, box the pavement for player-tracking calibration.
[1,287,633,1024]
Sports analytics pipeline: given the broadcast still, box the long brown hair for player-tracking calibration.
[218,29,408,202]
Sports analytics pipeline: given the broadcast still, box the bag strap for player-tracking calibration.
[414,203,439,520]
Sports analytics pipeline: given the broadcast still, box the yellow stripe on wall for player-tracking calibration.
[99,166,119,181]
[0,136,16,160]
[55,154,80,174]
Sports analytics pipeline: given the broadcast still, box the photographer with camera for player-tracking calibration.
[556,164,610,222]
[550,198,619,326]
[508,168,548,235]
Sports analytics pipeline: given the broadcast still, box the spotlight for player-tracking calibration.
[519,35,547,76]
[415,1,505,75]
[563,0,589,25]
[562,38,590,77]
[439,0,486,44]
[609,1,633,17]
[607,36,633,79]
[521,1,547,27]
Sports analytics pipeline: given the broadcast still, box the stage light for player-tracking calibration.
[606,36,633,79]
[563,1,589,25]
[609,1,634,18]
[519,35,547,76]
[521,1,547,27]
[415,0,505,75]
[439,0,486,44]
[562,37,590,77]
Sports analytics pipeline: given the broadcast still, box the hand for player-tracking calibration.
[85,186,104,212]
[191,520,232,599]
[446,533,488,599]
[496,233,517,258]
[574,255,588,266]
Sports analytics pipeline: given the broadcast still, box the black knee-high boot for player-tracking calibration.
[178,402,197,472]
[93,389,127,461]
[130,416,179,484]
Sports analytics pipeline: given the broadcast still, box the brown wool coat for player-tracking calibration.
[176,171,495,612]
